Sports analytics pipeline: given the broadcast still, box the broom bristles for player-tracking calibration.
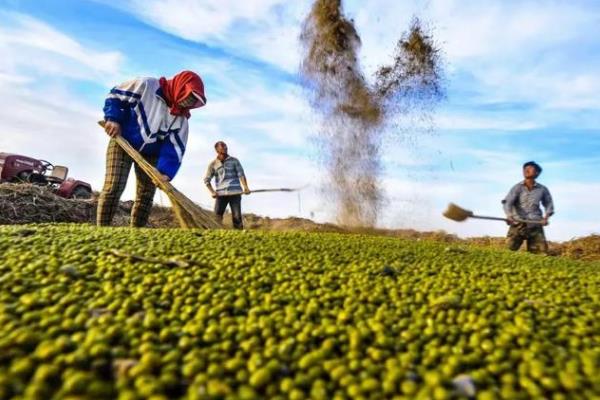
[99,121,221,229]
[442,203,473,222]
[116,136,221,229]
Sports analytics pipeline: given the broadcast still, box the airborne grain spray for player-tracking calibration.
[300,0,444,227]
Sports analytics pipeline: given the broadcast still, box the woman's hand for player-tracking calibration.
[160,174,170,183]
[104,121,122,137]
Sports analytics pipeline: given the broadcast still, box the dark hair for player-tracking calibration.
[214,141,227,149]
[523,161,542,175]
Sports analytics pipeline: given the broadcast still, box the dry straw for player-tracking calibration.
[98,121,220,229]
[0,183,93,224]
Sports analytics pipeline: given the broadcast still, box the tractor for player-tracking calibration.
[0,152,93,199]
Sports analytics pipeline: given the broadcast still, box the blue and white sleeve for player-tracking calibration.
[157,121,188,180]
[103,78,148,124]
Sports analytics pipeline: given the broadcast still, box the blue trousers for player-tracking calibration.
[214,194,243,229]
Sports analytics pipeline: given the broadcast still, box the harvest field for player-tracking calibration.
[0,224,599,400]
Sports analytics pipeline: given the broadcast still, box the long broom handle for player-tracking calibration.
[471,214,545,225]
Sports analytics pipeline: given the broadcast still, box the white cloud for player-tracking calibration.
[435,112,542,131]
[436,1,600,114]
[347,0,598,67]
[128,0,285,40]
[0,72,32,84]
[429,1,594,61]
[110,0,311,72]
[0,12,125,187]
[183,56,316,147]
[107,0,600,132]
[107,0,600,116]
[0,83,107,186]
[347,0,600,121]
[0,11,124,83]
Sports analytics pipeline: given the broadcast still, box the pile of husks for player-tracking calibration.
[0,225,598,399]
[0,184,94,225]
[0,184,178,228]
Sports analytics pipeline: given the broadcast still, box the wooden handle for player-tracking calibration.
[213,188,299,197]
[471,214,545,225]
[470,215,507,222]
[252,188,296,193]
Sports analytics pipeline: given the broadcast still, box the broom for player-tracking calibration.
[443,203,544,225]
[98,121,221,229]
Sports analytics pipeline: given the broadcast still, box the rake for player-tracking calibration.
[251,188,299,193]
[443,203,544,225]
[98,121,221,229]
[224,187,304,196]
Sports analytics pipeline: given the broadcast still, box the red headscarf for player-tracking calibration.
[159,70,206,118]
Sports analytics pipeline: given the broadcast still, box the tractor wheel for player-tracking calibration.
[13,171,31,183]
[71,186,92,199]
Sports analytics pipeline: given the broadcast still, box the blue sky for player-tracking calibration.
[1,0,599,240]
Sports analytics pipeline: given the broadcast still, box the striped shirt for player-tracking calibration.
[204,156,245,195]
[502,181,555,222]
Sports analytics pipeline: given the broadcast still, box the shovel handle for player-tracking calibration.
[470,215,507,222]
[471,215,545,225]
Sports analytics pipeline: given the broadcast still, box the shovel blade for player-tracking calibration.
[443,203,474,222]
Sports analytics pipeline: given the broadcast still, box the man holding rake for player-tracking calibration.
[204,141,251,229]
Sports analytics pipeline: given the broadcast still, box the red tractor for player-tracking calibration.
[0,152,93,199]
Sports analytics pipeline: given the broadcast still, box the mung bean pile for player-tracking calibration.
[0,225,598,399]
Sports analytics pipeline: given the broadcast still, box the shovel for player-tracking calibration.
[443,203,545,225]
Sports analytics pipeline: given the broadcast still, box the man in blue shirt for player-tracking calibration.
[204,141,250,229]
[502,161,555,254]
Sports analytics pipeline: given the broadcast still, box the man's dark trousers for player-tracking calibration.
[214,194,243,229]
